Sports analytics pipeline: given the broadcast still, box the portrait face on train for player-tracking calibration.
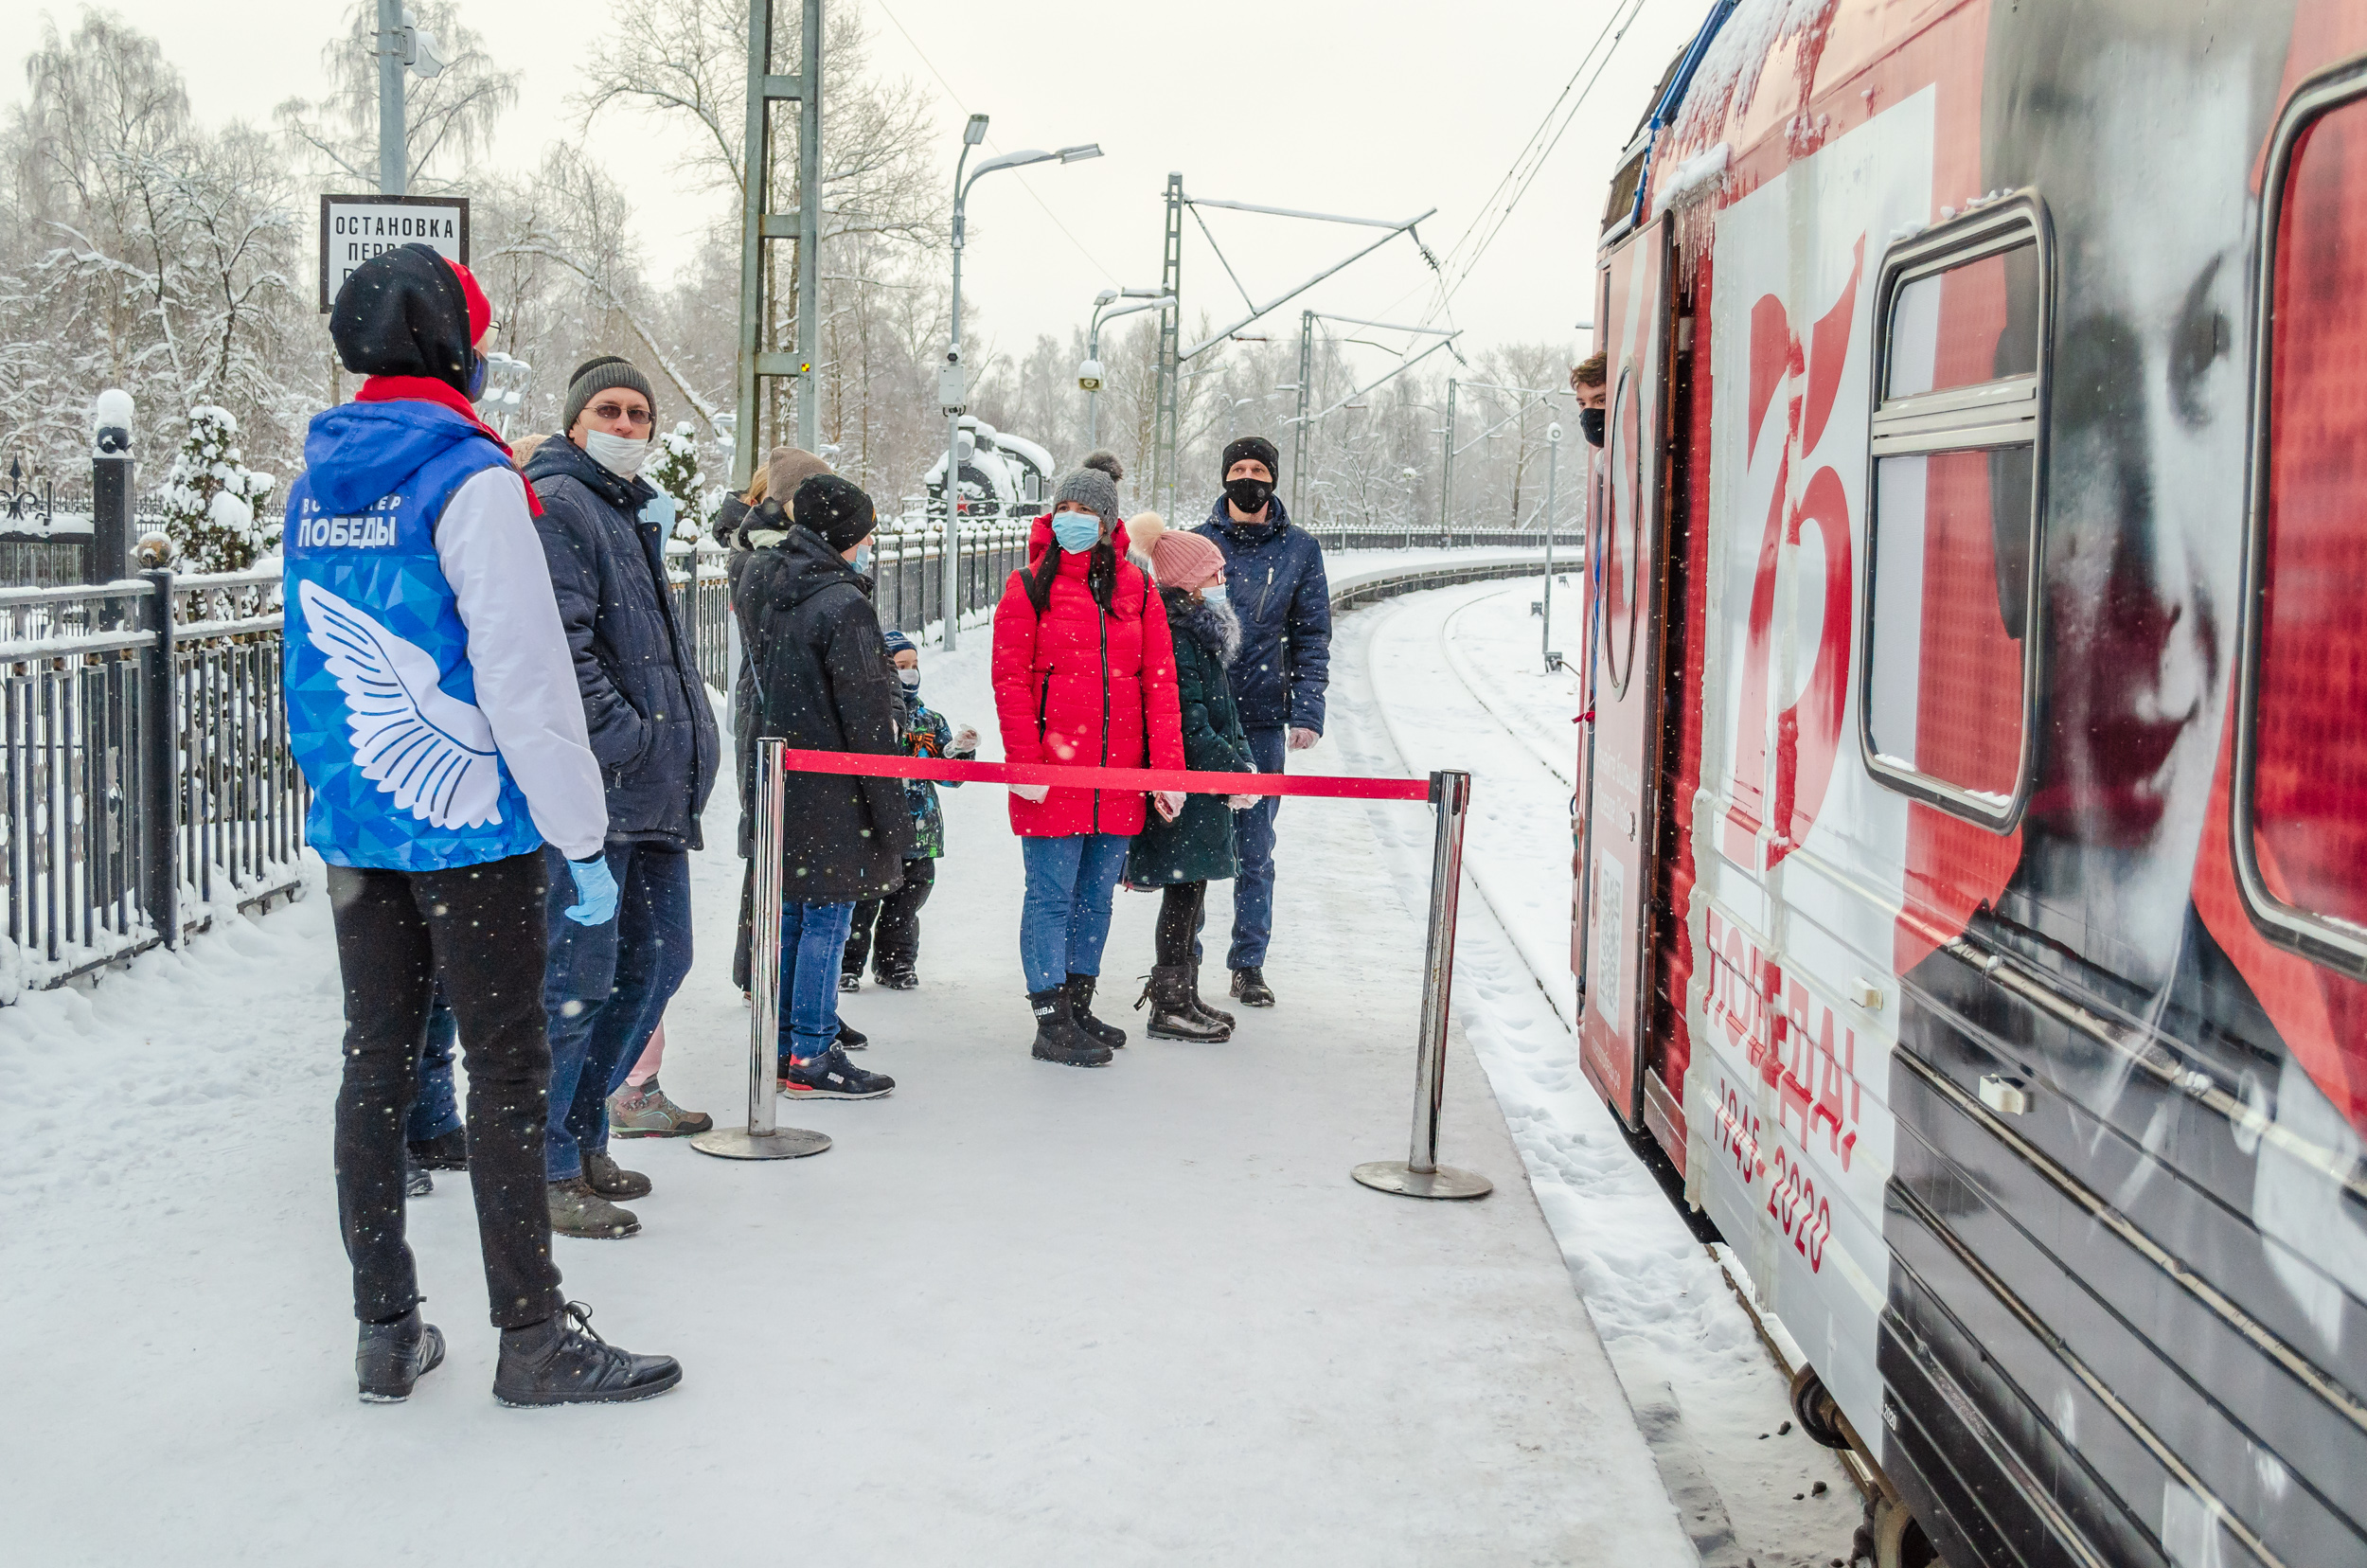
[1981,0,2295,993]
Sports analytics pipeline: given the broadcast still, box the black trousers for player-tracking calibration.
[329,853,563,1329]
[1155,881,1208,970]
[843,857,936,978]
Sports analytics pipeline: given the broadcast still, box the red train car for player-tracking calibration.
[1575,2,2367,1563]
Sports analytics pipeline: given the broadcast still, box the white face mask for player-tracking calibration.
[583,429,650,479]
[1202,584,1228,606]
[897,668,921,688]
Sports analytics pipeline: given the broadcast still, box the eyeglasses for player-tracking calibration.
[590,402,654,428]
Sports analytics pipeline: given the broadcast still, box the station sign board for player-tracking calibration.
[318,194,471,312]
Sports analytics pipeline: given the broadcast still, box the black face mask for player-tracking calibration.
[1224,475,1274,515]
[1579,406,1605,448]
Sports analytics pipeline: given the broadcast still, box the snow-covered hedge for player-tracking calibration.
[156,406,277,573]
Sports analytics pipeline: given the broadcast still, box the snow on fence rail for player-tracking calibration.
[0,564,302,1001]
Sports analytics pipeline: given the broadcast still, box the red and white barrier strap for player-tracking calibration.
[771,746,1435,803]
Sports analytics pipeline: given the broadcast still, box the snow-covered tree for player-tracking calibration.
[157,406,277,572]
[648,420,707,541]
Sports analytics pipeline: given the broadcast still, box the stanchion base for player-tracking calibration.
[688,1126,832,1161]
[1352,1160,1492,1200]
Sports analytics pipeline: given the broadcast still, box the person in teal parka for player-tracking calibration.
[1125,514,1264,1042]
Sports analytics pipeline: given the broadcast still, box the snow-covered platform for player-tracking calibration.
[2,609,1696,1565]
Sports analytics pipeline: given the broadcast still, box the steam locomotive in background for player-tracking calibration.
[1575,2,2367,1564]
[922,415,1057,520]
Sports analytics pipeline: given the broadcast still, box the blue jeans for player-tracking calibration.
[777,900,856,1063]
[1019,833,1130,994]
[542,843,694,1181]
[404,992,461,1144]
[1227,726,1288,970]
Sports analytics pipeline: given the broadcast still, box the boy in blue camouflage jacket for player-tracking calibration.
[843,631,977,989]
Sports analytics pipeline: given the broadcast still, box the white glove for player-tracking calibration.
[1152,790,1189,820]
[1288,725,1319,752]
[952,724,980,754]
[1011,783,1049,804]
[1226,793,1263,811]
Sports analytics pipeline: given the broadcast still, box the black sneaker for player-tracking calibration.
[836,1019,868,1051]
[357,1307,445,1403]
[877,968,919,990]
[1067,972,1127,1049]
[403,1162,434,1199]
[405,1128,468,1171]
[779,1043,895,1100]
[1230,967,1276,1007]
[493,1301,682,1409]
[838,971,862,993]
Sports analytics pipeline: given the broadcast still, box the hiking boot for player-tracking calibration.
[406,1128,468,1171]
[877,967,919,990]
[1029,986,1112,1068]
[548,1177,639,1239]
[836,1019,868,1051]
[608,1078,713,1138]
[493,1301,682,1409]
[1067,972,1127,1049]
[1140,965,1230,1042]
[403,1162,434,1199]
[1186,961,1236,1029]
[838,971,862,993]
[357,1307,445,1403]
[1230,967,1276,1007]
[779,1043,895,1100]
[582,1149,652,1200]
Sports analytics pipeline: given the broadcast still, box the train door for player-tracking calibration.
[1578,217,1673,1131]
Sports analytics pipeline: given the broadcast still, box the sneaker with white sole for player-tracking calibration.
[607,1078,714,1138]
[778,1043,895,1100]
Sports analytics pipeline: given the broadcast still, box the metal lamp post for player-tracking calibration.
[1081,288,1170,448]
[1542,420,1563,671]
[941,128,1103,650]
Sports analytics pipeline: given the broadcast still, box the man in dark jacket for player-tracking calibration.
[525,357,721,1239]
[1195,435,1331,1008]
[738,472,914,1099]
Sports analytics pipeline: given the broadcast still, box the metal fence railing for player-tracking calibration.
[0,565,304,999]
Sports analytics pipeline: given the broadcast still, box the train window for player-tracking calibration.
[1860,197,2052,829]
[2235,71,2367,979]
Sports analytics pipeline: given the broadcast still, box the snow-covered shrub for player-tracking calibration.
[156,406,277,572]
[648,421,707,543]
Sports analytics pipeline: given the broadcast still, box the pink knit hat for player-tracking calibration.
[1128,511,1226,592]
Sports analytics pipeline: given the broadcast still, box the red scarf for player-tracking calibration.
[352,375,543,516]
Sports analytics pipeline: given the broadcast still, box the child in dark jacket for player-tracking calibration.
[1123,515,1262,1041]
[842,630,977,989]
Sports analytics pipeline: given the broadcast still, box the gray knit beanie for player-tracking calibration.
[1052,466,1119,531]
[562,355,656,432]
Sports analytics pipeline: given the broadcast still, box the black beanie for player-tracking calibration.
[1221,435,1280,480]
[329,243,472,395]
[794,473,877,552]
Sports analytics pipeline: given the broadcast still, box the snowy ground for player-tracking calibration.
[2,597,1706,1568]
[1337,577,1863,1568]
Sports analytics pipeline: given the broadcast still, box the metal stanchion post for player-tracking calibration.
[692,738,831,1161]
[1354,770,1493,1200]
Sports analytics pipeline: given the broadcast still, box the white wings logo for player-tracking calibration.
[297,579,504,829]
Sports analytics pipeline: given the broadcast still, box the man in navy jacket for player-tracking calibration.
[1195,436,1331,1007]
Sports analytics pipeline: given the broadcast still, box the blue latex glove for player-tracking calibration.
[640,491,679,530]
[564,854,619,926]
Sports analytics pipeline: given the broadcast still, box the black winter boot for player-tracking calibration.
[1067,973,1127,1049]
[406,1128,468,1171]
[1186,961,1236,1029]
[1029,986,1112,1067]
[1230,966,1276,1007]
[357,1307,445,1403]
[1140,966,1229,1042]
[493,1301,682,1408]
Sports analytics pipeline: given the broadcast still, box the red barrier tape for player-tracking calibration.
[773,746,1434,802]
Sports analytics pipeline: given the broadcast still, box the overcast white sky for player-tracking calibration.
[9,0,1708,367]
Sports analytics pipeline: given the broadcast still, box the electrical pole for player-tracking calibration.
[1541,420,1562,670]
[376,0,406,195]
[1440,378,1457,534]
[731,0,822,489]
[1152,173,1184,519]
[1291,311,1314,522]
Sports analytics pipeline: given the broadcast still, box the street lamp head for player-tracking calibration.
[1095,288,1120,305]
[972,149,1055,179]
[964,114,989,146]
[1058,143,1103,163]
[1549,421,1564,444]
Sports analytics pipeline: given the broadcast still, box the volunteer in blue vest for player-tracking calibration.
[523,358,720,1240]
[286,243,681,1409]
[1194,437,1332,1008]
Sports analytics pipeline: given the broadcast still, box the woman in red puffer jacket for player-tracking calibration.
[991,466,1184,1068]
